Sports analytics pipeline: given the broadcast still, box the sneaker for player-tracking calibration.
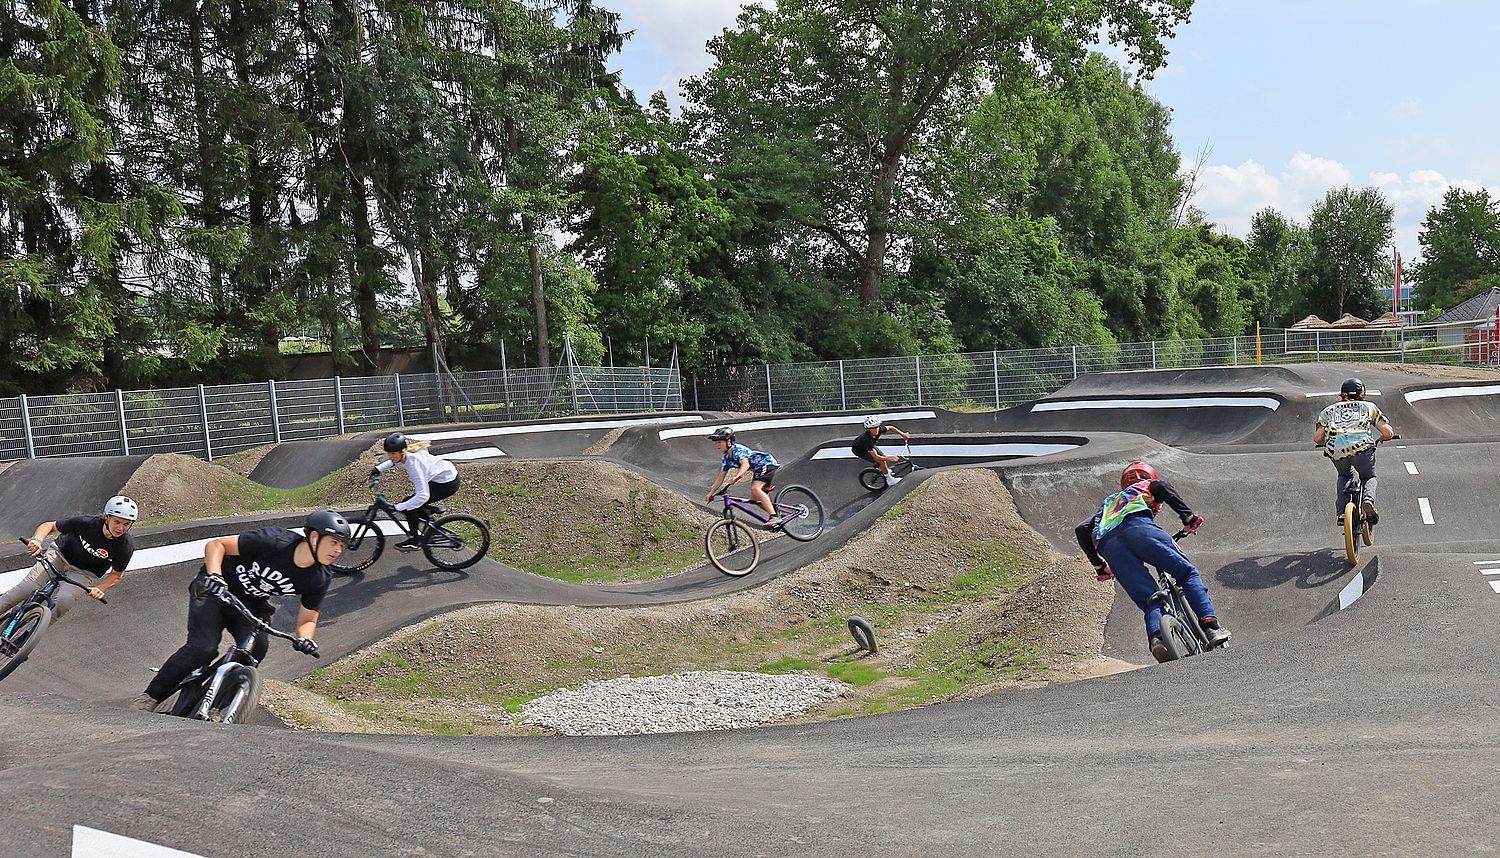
[762,516,784,531]
[1149,635,1170,663]
[1205,625,1231,647]
[1361,498,1379,527]
[130,692,163,713]
[395,537,423,552]
[1336,513,1345,528]
[884,474,902,486]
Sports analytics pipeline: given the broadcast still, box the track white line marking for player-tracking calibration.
[660,411,936,440]
[1405,383,1500,403]
[1418,498,1435,525]
[1304,390,1381,398]
[1396,445,1407,449]
[811,442,1078,461]
[1489,581,1500,595]
[73,825,206,857]
[1473,560,1500,565]
[1338,571,1367,609]
[1031,396,1279,412]
[1404,461,1419,475]
[446,446,508,461]
[1480,569,1500,576]
[417,415,701,442]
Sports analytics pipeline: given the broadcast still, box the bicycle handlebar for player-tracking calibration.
[210,586,318,657]
[13,538,107,604]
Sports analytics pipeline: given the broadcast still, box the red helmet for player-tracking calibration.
[1120,461,1158,488]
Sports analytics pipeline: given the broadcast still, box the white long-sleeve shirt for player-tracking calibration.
[376,450,459,511]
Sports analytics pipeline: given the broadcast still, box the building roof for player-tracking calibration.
[1290,314,1333,329]
[1431,286,1500,324]
[1329,313,1369,328]
[1366,311,1406,328]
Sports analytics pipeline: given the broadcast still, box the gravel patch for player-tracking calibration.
[520,670,846,735]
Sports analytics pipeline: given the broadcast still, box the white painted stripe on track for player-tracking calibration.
[1418,498,1435,525]
[1396,445,1407,449]
[811,442,1078,461]
[1489,581,1500,595]
[1030,396,1280,412]
[1404,383,1500,403]
[413,415,701,443]
[1404,461,1419,475]
[1473,560,1500,565]
[659,411,937,441]
[1480,569,1500,575]
[1304,390,1381,398]
[73,825,206,857]
[446,446,507,461]
[1338,572,1366,610]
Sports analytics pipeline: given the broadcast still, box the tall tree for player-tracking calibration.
[1306,186,1393,320]
[1245,207,1313,326]
[1409,187,1500,311]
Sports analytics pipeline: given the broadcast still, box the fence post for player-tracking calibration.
[393,374,405,426]
[268,380,282,444]
[1315,330,1321,362]
[334,376,346,435]
[914,355,924,405]
[116,390,129,456]
[500,339,513,420]
[1233,336,1239,366]
[1072,345,1079,379]
[992,351,1001,408]
[1151,341,1157,369]
[838,360,847,410]
[19,394,35,459]
[198,384,213,460]
[765,364,773,412]
[692,372,700,412]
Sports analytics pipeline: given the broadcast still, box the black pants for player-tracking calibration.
[144,575,273,701]
[400,474,460,534]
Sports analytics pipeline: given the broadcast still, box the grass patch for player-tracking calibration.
[825,662,883,686]
[757,657,820,674]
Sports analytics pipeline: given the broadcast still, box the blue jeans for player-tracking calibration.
[1097,515,1217,638]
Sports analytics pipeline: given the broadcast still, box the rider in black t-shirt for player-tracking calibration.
[133,510,350,711]
[851,415,911,487]
[1,496,138,622]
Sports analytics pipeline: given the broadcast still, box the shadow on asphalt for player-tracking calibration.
[1215,551,1351,591]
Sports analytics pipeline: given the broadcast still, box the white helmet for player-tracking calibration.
[104,495,139,522]
[862,415,882,429]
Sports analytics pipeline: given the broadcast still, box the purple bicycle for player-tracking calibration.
[704,483,825,576]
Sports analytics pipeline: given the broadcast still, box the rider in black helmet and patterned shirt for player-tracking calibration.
[132,510,349,712]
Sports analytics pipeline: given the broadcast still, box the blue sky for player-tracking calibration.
[605,0,1499,262]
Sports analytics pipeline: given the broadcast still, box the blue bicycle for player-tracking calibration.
[0,541,105,682]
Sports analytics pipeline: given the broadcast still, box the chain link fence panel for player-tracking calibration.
[0,397,25,460]
[124,387,209,457]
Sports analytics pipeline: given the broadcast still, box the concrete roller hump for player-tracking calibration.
[0,455,148,535]
[248,439,376,488]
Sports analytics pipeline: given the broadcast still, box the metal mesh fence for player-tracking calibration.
[0,397,25,460]
[206,383,276,456]
[26,391,122,458]
[124,387,207,457]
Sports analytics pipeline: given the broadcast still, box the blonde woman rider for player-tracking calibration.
[372,432,460,550]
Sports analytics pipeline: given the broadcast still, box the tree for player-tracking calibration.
[1245,207,1314,326]
[684,0,1192,310]
[1306,186,1393,321]
[1409,187,1500,311]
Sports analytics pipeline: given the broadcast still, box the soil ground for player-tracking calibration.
[270,469,1122,736]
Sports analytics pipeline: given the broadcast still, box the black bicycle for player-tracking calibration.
[158,585,317,724]
[1150,530,1226,663]
[333,476,491,574]
[0,540,105,682]
[858,442,924,492]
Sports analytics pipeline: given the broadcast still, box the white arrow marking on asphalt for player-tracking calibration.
[73,826,206,857]
[1404,461,1419,475]
[1418,498,1435,525]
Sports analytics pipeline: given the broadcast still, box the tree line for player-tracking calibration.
[2,0,1492,397]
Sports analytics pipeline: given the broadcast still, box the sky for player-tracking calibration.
[603,0,1500,263]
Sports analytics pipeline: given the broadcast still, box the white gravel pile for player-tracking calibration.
[519,670,846,735]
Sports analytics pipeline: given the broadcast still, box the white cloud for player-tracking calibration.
[611,1,770,105]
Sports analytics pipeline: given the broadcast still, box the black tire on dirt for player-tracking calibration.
[333,515,385,574]
[0,604,52,682]
[209,665,263,724]
[774,485,825,542]
[423,514,490,571]
[858,468,887,493]
[705,518,760,576]
[847,616,878,653]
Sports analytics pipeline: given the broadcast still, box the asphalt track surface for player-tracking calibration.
[4,364,1500,856]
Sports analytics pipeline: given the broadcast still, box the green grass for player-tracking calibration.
[757,657,820,674]
[825,662,883,686]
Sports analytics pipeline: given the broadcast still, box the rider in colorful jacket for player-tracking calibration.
[1075,461,1230,661]
[1313,377,1395,527]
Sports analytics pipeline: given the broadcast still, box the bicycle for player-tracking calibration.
[704,482,826,576]
[333,476,491,574]
[0,540,106,682]
[1150,530,1225,663]
[858,442,924,493]
[1324,433,1400,565]
[156,585,318,724]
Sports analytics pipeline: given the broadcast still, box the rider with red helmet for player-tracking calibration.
[1075,461,1229,661]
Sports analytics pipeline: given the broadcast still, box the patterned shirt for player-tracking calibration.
[1316,400,1386,459]
[721,443,778,473]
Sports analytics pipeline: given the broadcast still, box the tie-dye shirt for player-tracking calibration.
[1090,481,1162,543]
[1316,400,1386,459]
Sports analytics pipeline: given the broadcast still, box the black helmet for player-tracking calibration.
[1340,378,1366,399]
[383,432,409,452]
[708,426,735,442]
[305,509,352,543]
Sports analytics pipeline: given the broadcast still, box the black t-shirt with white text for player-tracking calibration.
[223,527,332,611]
[55,515,134,576]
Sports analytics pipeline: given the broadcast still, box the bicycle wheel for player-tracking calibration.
[1155,615,1190,663]
[774,485,825,542]
[209,665,263,724]
[705,518,760,576]
[1343,500,1359,565]
[333,515,385,574]
[0,605,52,682]
[858,468,887,493]
[423,514,490,571]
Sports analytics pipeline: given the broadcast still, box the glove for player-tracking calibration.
[1183,515,1205,534]
[201,574,228,598]
[293,637,319,656]
[368,466,381,479]
[1094,563,1114,582]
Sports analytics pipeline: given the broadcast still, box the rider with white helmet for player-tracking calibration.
[851,415,911,486]
[5,495,141,621]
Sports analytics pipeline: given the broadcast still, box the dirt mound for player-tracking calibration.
[121,454,249,522]
[582,427,629,456]
[279,468,1117,735]
[214,444,277,478]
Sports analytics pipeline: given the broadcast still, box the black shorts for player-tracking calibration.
[853,448,877,464]
[752,465,778,485]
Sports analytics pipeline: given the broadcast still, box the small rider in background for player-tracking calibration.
[1075,462,1229,662]
[372,432,460,551]
[2,496,138,620]
[1313,377,1395,527]
[705,426,782,528]
[852,415,911,486]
